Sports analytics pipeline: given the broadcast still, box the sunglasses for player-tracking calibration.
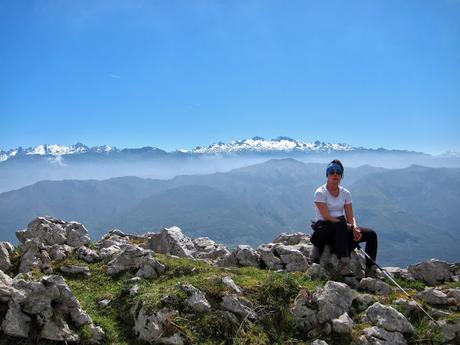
[328,170,342,176]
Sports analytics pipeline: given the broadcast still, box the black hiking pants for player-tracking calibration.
[311,218,378,268]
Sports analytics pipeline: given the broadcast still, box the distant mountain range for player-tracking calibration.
[0,158,458,266]
[1,137,459,193]
[0,136,426,162]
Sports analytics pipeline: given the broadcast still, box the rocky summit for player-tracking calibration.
[0,216,459,345]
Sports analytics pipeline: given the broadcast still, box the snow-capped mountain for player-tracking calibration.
[0,137,356,162]
[0,143,118,162]
[185,136,354,154]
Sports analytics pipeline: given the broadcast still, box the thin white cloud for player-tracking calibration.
[109,74,121,79]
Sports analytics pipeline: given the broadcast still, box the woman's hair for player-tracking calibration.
[326,159,344,177]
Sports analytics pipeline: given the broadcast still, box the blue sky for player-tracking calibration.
[0,0,459,154]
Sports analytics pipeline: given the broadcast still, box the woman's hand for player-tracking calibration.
[353,226,362,241]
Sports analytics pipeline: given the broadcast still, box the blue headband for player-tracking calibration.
[326,163,343,176]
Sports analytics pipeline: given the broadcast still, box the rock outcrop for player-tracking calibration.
[1,216,459,345]
[0,270,103,343]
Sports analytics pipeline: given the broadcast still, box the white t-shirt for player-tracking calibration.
[314,184,352,221]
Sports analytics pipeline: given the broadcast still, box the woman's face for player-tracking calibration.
[327,170,342,184]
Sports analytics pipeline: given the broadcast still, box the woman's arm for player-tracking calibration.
[344,203,357,226]
[315,202,341,223]
[344,203,362,241]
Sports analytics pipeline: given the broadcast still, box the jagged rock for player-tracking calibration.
[418,287,449,305]
[358,326,407,345]
[382,266,415,281]
[273,232,310,245]
[359,277,391,295]
[215,251,238,267]
[107,245,164,278]
[66,221,92,247]
[435,318,460,343]
[0,241,13,272]
[192,237,230,260]
[408,259,452,285]
[257,244,284,270]
[99,245,123,261]
[314,281,354,323]
[318,245,366,280]
[60,265,91,277]
[332,312,354,334]
[235,245,260,267]
[136,255,166,279]
[221,294,256,320]
[98,231,131,249]
[178,284,211,313]
[132,303,183,343]
[76,245,101,263]
[18,239,45,273]
[290,289,318,332]
[147,226,196,259]
[48,243,73,261]
[275,244,309,272]
[446,288,460,304]
[222,275,242,294]
[364,302,414,334]
[16,216,90,247]
[40,318,80,342]
[0,274,103,343]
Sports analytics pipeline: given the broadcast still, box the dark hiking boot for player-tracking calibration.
[339,257,354,277]
[365,265,378,278]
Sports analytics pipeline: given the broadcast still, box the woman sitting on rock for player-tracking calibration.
[310,159,378,278]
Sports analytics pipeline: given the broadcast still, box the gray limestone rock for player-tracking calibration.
[408,259,452,285]
[222,275,242,294]
[358,326,407,345]
[192,237,230,261]
[0,273,103,343]
[418,287,449,305]
[359,277,391,295]
[147,226,196,259]
[446,288,460,304]
[257,244,284,270]
[318,245,366,279]
[16,216,90,247]
[0,241,13,272]
[314,281,354,323]
[273,232,310,245]
[60,265,91,277]
[332,312,354,334]
[178,284,211,313]
[234,245,260,267]
[221,294,256,320]
[364,302,414,334]
[76,245,101,263]
[275,244,309,272]
[135,255,166,279]
[436,318,460,343]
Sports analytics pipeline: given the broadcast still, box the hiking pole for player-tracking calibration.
[358,248,439,326]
